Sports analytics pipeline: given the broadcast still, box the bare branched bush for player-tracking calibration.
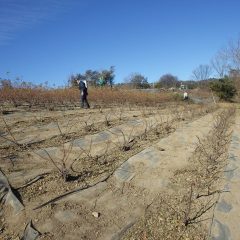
[0,117,19,146]
[102,110,112,126]
[151,115,175,137]
[140,106,148,117]
[83,114,95,132]
[34,122,83,181]
[71,139,110,173]
[116,106,124,121]
[109,127,135,151]
[139,118,155,140]
[35,140,80,181]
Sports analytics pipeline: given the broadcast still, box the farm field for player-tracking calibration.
[0,101,239,240]
[2,1,240,239]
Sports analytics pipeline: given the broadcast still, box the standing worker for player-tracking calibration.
[77,79,90,108]
[98,76,105,87]
[183,91,188,100]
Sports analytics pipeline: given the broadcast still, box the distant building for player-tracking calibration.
[179,82,187,90]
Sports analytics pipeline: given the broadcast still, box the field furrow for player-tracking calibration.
[1,106,226,240]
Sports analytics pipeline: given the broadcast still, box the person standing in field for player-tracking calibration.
[77,79,90,108]
[183,91,188,100]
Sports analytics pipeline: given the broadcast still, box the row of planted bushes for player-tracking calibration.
[0,87,179,107]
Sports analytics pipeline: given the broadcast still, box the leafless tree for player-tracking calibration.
[211,37,240,78]
[211,49,230,78]
[221,38,240,90]
[228,37,240,70]
[192,64,212,81]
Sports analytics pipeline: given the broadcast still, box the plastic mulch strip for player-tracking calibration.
[0,170,24,214]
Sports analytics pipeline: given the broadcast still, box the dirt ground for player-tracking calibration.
[0,102,236,240]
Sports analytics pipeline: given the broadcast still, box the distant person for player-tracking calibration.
[98,76,105,87]
[183,91,188,100]
[77,79,90,108]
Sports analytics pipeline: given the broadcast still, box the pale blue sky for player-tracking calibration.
[0,0,240,86]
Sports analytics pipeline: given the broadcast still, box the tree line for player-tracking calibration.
[68,66,115,88]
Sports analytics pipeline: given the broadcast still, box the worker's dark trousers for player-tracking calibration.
[81,93,90,108]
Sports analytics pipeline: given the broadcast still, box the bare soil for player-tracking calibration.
[1,102,231,240]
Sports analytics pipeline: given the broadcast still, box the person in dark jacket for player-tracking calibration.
[77,80,90,108]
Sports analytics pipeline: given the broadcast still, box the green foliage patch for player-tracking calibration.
[210,77,237,101]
